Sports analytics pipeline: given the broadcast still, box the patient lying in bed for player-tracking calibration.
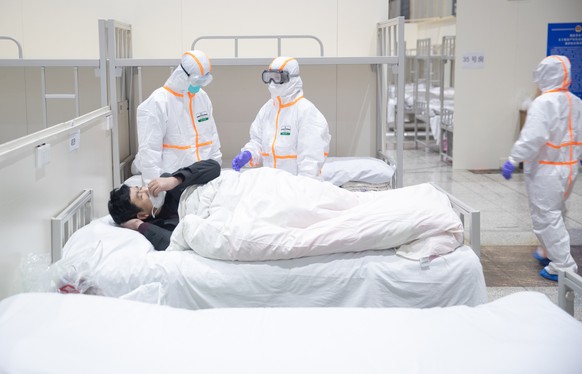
[112,162,463,261]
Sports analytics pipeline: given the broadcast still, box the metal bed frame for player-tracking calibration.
[438,35,455,163]
[0,38,106,130]
[51,189,94,263]
[559,269,582,317]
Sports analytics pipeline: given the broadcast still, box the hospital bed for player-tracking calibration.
[1,271,581,373]
[48,177,485,310]
[0,18,410,302]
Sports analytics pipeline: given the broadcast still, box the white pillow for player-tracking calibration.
[322,157,395,186]
[62,215,153,259]
[53,216,160,298]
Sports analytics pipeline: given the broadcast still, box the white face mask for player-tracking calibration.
[149,191,166,219]
[268,82,287,99]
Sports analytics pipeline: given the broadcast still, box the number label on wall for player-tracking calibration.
[69,130,80,151]
[462,53,485,69]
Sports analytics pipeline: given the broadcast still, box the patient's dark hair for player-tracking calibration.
[108,184,141,225]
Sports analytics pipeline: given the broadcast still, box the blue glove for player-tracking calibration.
[501,160,515,180]
[232,150,252,171]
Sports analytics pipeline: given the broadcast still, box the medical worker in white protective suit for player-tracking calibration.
[132,50,222,190]
[502,55,582,281]
[231,56,330,179]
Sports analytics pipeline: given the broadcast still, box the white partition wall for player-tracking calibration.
[0,108,113,300]
[454,0,582,170]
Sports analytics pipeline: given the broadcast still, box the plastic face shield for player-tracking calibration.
[261,70,297,84]
[188,72,213,87]
[181,63,213,87]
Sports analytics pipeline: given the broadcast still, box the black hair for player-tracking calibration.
[108,184,141,225]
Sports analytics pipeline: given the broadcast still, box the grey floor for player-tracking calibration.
[397,142,582,320]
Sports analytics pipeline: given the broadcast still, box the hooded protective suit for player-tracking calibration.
[238,56,330,179]
[132,50,222,185]
[508,55,582,275]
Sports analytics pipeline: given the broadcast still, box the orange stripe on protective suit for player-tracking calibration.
[183,51,211,75]
[159,87,213,157]
[270,95,304,168]
[163,86,183,97]
[548,55,570,90]
[538,91,577,197]
[269,57,296,71]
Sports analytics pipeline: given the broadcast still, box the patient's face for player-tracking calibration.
[129,186,154,217]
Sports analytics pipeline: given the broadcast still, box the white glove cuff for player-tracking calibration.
[508,157,519,167]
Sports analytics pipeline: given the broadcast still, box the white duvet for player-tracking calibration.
[168,168,464,261]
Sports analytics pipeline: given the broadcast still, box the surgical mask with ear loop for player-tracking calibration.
[141,176,166,219]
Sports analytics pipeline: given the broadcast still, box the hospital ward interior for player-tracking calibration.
[1,0,582,373]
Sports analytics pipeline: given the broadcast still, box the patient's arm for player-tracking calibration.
[121,218,144,231]
[138,222,172,251]
[121,218,171,251]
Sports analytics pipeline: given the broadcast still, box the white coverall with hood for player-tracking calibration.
[508,55,582,275]
[241,56,330,180]
[132,50,222,185]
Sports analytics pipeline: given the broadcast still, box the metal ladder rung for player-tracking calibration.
[44,94,77,99]
[41,66,80,128]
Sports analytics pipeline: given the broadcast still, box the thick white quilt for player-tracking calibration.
[168,168,464,261]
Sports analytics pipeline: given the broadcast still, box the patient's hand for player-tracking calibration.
[148,176,180,197]
[121,218,143,231]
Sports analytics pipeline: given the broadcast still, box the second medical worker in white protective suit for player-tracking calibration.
[502,55,582,281]
[132,50,222,186]
[231,56,331,179]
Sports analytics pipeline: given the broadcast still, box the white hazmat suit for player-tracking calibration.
[132,50,222,186]
[236,57,330,179]
[507,55,582,277]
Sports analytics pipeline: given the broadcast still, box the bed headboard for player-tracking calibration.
[51,189,94,263]
[430,183,480,257]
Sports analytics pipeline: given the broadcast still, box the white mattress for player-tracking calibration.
[1,292,581,374]
[51,216,487,309]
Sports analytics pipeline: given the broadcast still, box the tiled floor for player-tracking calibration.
[395,143,582,319]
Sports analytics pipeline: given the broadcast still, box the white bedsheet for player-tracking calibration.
[1,292,581,374]
[52,215,487,309]
[169,169,464,261]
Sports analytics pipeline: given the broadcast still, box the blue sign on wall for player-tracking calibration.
[547,23,582,99]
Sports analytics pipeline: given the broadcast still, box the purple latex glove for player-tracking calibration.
[232,150,252,171]
[501,160,515,180]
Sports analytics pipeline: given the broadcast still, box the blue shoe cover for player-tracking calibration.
[540,268,558,282]
[532,251,550,267]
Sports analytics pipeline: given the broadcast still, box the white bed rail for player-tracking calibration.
[0,36,23,58]
[376,17,405,188]
[51,189,94,263]
[192,35,325,57]
[558,269,582,317]
[431,183,480,257]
